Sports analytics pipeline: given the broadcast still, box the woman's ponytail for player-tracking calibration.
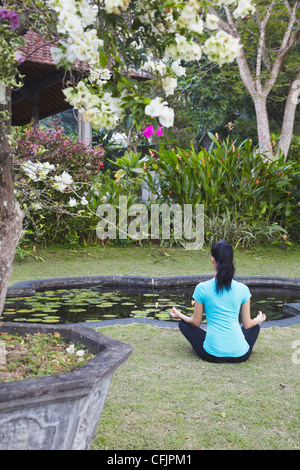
[211,240,235,293]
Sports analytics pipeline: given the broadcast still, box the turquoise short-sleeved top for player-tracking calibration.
[193,278,251,357]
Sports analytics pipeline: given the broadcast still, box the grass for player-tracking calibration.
[9,243,300,284]
[92,323,300,450]
[8,243,300,450]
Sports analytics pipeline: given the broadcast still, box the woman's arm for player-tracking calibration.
[241,299,266,329]
[170,301,203,327]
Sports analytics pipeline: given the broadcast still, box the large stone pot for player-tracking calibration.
[0,321,132,450]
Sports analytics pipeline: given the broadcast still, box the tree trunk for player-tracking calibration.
[278,73,300,159]
[235,54,273,159]
[252,94,272,158]
[0,81,23,315]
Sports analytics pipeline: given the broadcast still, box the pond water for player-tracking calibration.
[2,285,300,324]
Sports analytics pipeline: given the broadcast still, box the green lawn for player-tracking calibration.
[9,243,300,450]
[92,323,300,450]
[10,243,300,285]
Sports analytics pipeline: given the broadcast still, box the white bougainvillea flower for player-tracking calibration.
[171,60,186,77]
[76,350,85,357]
[68,197,77,207]
[81,196,89,205]
[66,344,75,353]
[203,30,241,65]
[212,0,237,6]
[22,161,55,181]
[105,0,130,15]
[233,0,255,19]
[53,171,73,192]
[145,97,174,127]
[206,13,219,31]
[162,76,177,97]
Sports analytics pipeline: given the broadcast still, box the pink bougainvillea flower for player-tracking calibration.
[0,8,20,30]
[143,125,164,138]
[143,126,154,138]
[15,52,26,65]
[10,11,20,29]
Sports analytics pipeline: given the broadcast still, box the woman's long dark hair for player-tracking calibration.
[211,240,235,293]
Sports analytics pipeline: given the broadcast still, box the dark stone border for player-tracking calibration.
[0,321,132,450]
[0,322,132,403]
[7,274,300,296]
[7,275,300,329]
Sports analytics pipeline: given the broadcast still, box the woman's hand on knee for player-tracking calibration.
[170,307,182,319]
[256,311,266,324]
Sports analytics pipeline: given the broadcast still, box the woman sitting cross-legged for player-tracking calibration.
[170,240,266,363]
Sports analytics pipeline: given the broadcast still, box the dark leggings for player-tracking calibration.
[179,320,260,363]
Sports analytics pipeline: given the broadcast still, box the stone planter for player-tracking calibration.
[0,322,132,450]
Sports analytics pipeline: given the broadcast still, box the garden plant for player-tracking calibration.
[13,128,300,251]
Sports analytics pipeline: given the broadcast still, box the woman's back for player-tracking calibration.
[193,278,251,357]
[171,240,266,362]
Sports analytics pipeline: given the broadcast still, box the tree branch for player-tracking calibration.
[264,14,300,96]
[255,0,277,91]
[278,67,300,158]
[283,0,300,25]
[220,6,257,97]
[264,26,300,94]
[280,0,300,51]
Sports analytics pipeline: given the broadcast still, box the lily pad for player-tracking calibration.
[68,308,86,312]
[17,309,36,313]
[131,310,149,316]
[156,313,170,320]
[42,318,60,323]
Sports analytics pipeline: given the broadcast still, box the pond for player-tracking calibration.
[2,285,300,324]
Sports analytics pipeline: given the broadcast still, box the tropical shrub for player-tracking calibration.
[13,121,105,246]
[12,122,299,249]
[13,120,105,180]
[144,134,299,246]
